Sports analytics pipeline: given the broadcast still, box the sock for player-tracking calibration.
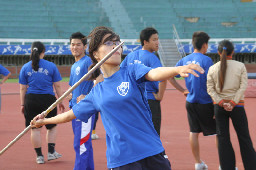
[92,130,96,134]
[48,143,55,154]
[35,147,43,156]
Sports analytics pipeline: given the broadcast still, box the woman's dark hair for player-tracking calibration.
[218,40,234,92]
[31,41,45,71]
[192,31,210,51]
[88,26,113,38]
[88,28,120,80]
[140,27,158,46]
[69,32,87,46]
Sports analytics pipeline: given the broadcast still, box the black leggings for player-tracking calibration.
[215,105,256,170]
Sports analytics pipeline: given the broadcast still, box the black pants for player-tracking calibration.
[214,105,256,170]
[108,152,171,170]
[93,112,99,130]
[148,99,161,136]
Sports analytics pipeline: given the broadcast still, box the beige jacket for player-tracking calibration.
[207,60,247,105]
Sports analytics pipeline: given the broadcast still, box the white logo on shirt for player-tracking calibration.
[117,82,129,96]
[76,66,80,75]
[27,68,49,76]
[186,60,200,66]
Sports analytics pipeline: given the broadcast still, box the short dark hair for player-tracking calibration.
[192,31,210,50]
[140,27,158,46]
[70,32,87,46]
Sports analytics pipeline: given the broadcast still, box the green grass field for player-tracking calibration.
[5,77,183,83]
[5,77,70,83]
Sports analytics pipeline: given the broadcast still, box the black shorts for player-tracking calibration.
[186,101,216,136]
[148,99,161,136]
[108,152,171,170]
[24,93,57,129]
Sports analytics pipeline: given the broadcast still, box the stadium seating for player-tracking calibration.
[0,0,110,39]
[0,0,255,39]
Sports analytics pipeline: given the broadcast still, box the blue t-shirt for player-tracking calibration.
[19,59,62,95]
[72,64,164,168]
[0,64,10,76]
[120,50,162,100]
[176,53,213,104]
[69,55,94,108]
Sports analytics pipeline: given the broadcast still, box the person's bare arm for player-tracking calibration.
[20,84,27,114]
[145,64,204,82]
[153,80,167,101]
[31,110,76,128]
[53,81,65,112]
[0,72,11,85]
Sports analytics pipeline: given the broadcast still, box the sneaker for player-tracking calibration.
[36,156,45,164]
[91,133,99,140]
[47,151,62,161]
[219,166,238,170]
[195,161,208,170]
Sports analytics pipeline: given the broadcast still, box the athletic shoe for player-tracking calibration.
[47,151,62,161]
[36,155,45,164]
[91,133,99,140]
[219,166,238,170]
[195,161,208,170]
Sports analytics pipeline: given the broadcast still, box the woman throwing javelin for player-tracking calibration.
[19,41,65,164]
[31,28,204,170]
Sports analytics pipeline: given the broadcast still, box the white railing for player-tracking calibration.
[179,38,256,44]
[1,38,255,46]
[0,38,140,45]
[173,24,186,58]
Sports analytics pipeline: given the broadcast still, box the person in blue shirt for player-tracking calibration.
[67,32,95,170]
[19,41,65,164]
[31,28,204,170]
[0,64,11,112]
[169,31,217,170]
[0,64,11,85]
[121,27,166,137]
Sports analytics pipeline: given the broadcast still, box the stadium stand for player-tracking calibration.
[0,0,255,78]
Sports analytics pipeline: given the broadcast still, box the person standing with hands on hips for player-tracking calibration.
[121,27,166,137]
[169,31,217,170]
[207,40,256,170]
[67,32,96,170]
[31,28,205,170]
[19,41,65,164]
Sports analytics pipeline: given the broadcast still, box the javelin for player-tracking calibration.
[0,41,124,156]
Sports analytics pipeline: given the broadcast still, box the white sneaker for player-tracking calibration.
[219,166,238,170]
[36,155,45,164]
[47,151,62,161]
[195,161,208,170]
[91,133,99,140]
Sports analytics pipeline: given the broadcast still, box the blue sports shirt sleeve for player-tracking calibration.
[52,64,62,82]
[175,59,183,78]
[0,64,10,76]
[129,64,152,84]
[72,90,98,123]
[19,66,28,85]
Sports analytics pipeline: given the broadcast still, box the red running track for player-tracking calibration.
[0,81,256,170]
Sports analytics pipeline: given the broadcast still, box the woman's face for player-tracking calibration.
[94,34,122,66]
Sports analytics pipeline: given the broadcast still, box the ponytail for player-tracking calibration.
[217,40,234,92]
[31,48,40,71]
[30,41,45,71]
[219,47,227,92]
